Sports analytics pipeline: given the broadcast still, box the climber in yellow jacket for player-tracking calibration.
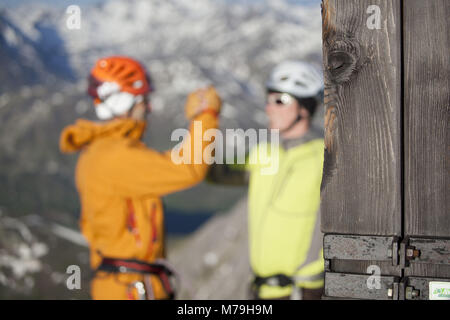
[208,61,325,300]
[60,56,221,300]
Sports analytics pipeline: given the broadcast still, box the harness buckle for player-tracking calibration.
[127,281,146,300]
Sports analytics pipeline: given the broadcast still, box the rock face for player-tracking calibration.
[169,196,252,300]
[0,212,48,296]
[0,210,91,299]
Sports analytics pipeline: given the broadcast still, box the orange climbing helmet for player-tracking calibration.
[88,56,153,120]
[88,56,152,98]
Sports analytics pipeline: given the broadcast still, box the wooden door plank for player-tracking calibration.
[320,0,402,235]
[403,0,450,237]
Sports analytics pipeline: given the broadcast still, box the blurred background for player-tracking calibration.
[0,0,323,299]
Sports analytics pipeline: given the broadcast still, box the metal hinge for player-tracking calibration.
[323,234,400,264]
[387,280,421,300]
[324,273,450,300]
[323,235,420,267]
[387,280,401,300]
[397,237,450,267]
[405,285,420,300]
[324,234,449,267]
[323,234,450,300]
[388,237,399,266]
[398,237,421,268]
[389,276,450,300]
[324,272,400,300]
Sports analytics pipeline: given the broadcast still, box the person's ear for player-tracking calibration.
[298,105,309,118]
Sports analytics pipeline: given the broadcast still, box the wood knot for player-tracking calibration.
[325,39,362,85]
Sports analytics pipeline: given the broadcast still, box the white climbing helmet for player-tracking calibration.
[266,60,324,99]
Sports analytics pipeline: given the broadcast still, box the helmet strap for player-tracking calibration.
[280,102,313,134]
[280,113,303,134]
[127,95,149,119]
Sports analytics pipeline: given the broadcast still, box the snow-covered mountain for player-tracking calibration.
[1,0,322,123]
[0,7,75,91]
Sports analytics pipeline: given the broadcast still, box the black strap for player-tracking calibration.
[279,114,303,134]
[95,257,175,299]
[251,274,294,299]
[252,274,294,288]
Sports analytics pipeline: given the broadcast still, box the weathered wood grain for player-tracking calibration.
[403,0,450,237]
[330,260,402,277]
[320,0,402,235]
[405,264,450,278]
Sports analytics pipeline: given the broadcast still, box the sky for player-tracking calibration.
[1,0,321,9]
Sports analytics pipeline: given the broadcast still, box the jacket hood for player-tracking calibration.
[60,118,146,153]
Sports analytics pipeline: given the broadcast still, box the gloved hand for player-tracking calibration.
[185,86,222,120]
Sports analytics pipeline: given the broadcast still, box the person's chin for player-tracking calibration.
[269,123,285,131]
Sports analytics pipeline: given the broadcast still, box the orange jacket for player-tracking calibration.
[60,112,218,270]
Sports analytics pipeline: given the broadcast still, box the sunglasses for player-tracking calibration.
[267,93,295,107]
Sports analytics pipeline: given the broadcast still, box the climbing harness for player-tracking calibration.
[95,257,177,300]
[251,272,324,300]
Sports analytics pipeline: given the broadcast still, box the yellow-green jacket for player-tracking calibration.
[245,130,325,299]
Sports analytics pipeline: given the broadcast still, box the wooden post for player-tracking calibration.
[320,0,450,299]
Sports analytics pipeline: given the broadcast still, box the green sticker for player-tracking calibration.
[429,282,450,300]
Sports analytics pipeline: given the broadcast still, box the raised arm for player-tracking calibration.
[99,87,222,197]
[206,162,249,186]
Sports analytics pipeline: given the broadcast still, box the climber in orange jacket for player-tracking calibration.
[59,56,221,300]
